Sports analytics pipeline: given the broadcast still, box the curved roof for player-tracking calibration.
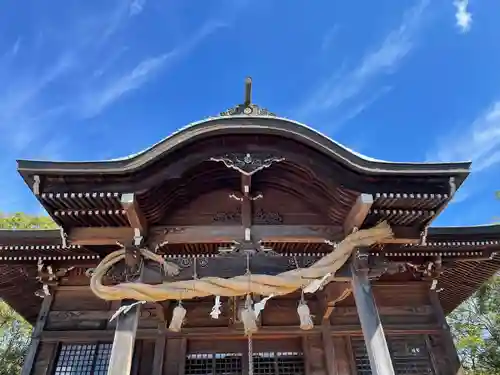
[17,115,471,183]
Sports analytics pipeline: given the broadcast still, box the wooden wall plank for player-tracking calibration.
[332,337,353,375]
[321,323,337,375]
[30,342,58,375]
[302,334,328,375]
[137,340,155,375]
[152,328,166,375]
[163,338,187,375]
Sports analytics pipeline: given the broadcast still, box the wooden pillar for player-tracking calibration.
[429,290,464,375]
[21,295,53,375]
[152,327,166,375]
[350,255,395,375]
[301,336,312,375]
[321,321,337,375]
[107,299,142,375]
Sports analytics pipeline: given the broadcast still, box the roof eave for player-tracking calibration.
[17,116,472,179]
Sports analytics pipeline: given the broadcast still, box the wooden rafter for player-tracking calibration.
[120,193,148,233]
[344,193,373,234]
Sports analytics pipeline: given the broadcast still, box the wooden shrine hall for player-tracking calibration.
[2,78,500,375]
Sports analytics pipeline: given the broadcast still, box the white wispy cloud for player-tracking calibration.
[0,0,156,173]
[129,0,146,16]
[454,0,472,33]
[427,101,500,203]
[79,20,227,118]
[333,86,392,127]
[428,101,500,172]
[80,54,170,118]
[320,26,339,53]
[297,0,429,120]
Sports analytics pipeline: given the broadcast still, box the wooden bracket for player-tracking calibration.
[344,194,373,234]
[319,282,352,321]
[35,261,73,297]
[121,193,148,234]
[353,249,370,274]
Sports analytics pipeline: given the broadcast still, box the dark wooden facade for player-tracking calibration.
[2,80,500,374]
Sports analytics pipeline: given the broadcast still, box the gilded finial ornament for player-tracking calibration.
[219,77,277,117]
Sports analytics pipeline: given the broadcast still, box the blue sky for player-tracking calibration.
[0,0,498,227]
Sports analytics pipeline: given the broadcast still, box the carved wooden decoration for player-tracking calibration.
[35,261,73,297]
[213,210,241,223]
[210,153,284,176]
[253,208,283,225]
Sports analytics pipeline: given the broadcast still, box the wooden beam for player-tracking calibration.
[344,194,373,234]
[68,224,421,246]
[68,227,133,245]
[154,225,344,244]
[252,225,343,242]
[350,254,395,375]
[389,227,421,244]
[121,193,148,233]
[69,225,343,246]
[40,324,442,342]
[140,254,350,284]
[21,295,53,375]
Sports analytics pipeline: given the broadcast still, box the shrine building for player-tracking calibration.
[1,78,500,375]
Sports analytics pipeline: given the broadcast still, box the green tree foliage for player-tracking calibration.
[0,212,58,229]
[0,303,31,375]
[0,212,57,374]
[449,276,500,374]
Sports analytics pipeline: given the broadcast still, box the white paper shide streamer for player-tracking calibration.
[253,294,274,319]
[110,301,147,322]
[241,295,258,336]
[210,295,222,319]
[169,301,187,332]
[297,302,314,330]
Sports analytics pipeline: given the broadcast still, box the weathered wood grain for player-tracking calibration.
[21,295,53,375]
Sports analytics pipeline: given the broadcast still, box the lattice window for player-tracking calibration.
[185,353,243,375]
[53,343,112,375]
[185,352,305,375]
[254,352,305,375]
[352,336,434,375]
